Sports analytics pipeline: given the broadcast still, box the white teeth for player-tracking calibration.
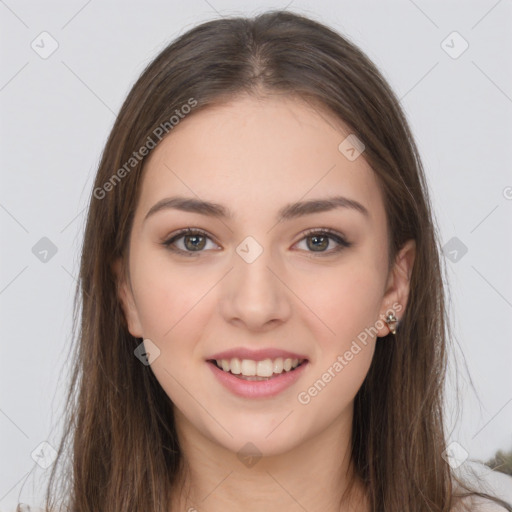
[273,358,284,374]
[230,358,241,375]
[241,359,256,376]
[215,357,304,377]
[256,359,274,377]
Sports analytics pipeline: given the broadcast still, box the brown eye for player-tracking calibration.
[182,233,207,251]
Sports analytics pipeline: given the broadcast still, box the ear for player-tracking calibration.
[112,257,144,338]
[376,239,416,337]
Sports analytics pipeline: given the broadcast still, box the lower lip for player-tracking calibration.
[207,360,309,399]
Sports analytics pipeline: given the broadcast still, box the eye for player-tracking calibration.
[161,227,352,257]
[294,228,352,256]
[161,228,220,256]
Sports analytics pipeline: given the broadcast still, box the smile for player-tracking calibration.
[210,357,306,379]
[207,358,309,398]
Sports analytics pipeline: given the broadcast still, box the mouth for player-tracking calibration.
[207,357,308,381]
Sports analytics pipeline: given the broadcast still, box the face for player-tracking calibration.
[114,94,415,457]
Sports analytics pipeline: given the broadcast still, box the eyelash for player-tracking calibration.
[161,227,352,257]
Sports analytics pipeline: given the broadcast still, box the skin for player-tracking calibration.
[113,93,416,511]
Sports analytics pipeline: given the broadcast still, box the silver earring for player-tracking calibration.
[385,313,398,335]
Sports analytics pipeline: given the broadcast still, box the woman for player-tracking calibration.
[28,9,511,512]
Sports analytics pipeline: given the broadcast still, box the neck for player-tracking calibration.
[169,408,369,512]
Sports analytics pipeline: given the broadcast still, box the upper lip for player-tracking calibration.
[207,348,308,362]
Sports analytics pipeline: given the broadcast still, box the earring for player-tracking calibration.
[385,313,398,335]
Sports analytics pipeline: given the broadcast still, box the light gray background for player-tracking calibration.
[1,0,511,509]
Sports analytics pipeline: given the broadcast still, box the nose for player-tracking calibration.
[218,241,292,331]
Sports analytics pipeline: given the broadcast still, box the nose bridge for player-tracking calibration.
[234,234,281,300]
[219,234,291,328]
[236,239,275,289]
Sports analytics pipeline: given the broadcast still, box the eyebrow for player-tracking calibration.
[143,195,369,223]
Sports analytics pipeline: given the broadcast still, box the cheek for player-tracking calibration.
[129,249,213,340]
[294,268,382,415]
[129,254,216,411]
[296,260,385,353]
[294,254,386,411]
[130,256,209,417]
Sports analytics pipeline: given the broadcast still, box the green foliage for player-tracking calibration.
[486,448,512,476]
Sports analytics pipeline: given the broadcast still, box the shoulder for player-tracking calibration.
[457,495,512,512]
[452,460,512,512]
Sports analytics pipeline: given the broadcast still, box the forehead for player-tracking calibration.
[136,94,385,225]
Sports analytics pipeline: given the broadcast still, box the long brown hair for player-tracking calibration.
[30,10,511,512]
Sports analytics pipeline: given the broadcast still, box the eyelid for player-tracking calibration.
[299,227,349,243]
